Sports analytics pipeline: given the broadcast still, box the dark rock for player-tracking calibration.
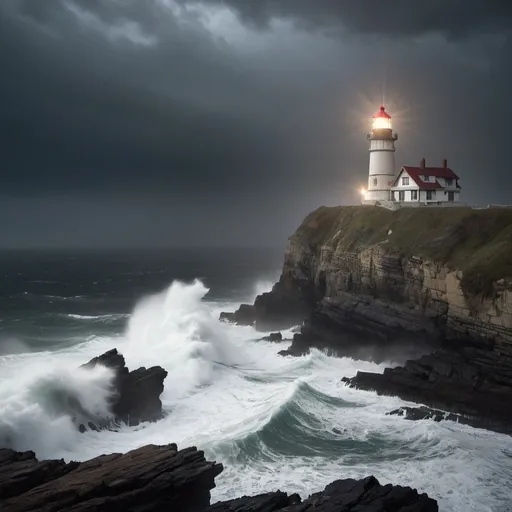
[220,281,313,332]
[208,476,437,512]
[344,346,512,435]
[0,444,222,512]
[261,332,283,342]
[0,444,438,512]
[252,281,312,331]
[80,349,167,428]
[208,491,300,511]
[388,406,461,423]
[278,296,439,363]
[220,304,256,326]
[219,311,236,323]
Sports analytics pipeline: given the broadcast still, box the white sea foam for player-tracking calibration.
[0,280,511,511]
[249,278,276,301]
[65,313,127,320]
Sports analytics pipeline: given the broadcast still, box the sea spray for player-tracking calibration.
[121,279,249,399]
[1,277,512,511]
[249,278,277,302]
[0,361,114,456]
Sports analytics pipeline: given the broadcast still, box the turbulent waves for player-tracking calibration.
[226,380,364,459]
[1,279,512,511]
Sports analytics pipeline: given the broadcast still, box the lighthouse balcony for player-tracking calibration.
[367,130,398,141]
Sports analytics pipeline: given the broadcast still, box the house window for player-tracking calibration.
[448,191,455,202]
[426,190,434,200]
[402,177,409,186]
[399,191,405,201]
[446,179,453,187]
[411,190,418,200]
[373,178,378,187]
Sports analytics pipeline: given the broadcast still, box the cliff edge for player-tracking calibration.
[222,205,512,434]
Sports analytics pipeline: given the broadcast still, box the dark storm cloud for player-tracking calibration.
[201,0,512,38]
[1,0,287,194]
[1,0,511,247]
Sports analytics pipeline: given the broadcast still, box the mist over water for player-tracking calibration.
[0,249,511,512]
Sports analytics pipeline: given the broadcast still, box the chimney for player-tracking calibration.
[442,158,447,169]
[420,158,426,169]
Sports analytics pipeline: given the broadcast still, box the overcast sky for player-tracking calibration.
[1,0,511,248]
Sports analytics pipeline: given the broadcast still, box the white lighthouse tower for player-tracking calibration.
[363,106,398,203]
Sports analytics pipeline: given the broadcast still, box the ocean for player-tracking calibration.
[0,248,511,511]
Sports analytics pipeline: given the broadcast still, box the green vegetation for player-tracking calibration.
[292,206,512,297]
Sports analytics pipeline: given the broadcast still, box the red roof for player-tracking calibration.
[392,166,459,190]
[373,106,391,119]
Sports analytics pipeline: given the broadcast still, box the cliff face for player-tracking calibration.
[221,206,512,433]
[280,206,512,353]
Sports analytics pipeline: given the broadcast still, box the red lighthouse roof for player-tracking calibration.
[373,105,391,119]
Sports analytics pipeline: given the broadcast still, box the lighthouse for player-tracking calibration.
[363,106,398,203]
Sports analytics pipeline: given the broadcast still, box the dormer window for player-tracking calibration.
[446,179,453,187]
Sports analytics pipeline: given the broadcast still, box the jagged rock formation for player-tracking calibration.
[221,283,311,331]
[262,332,283,342]
[80,349,167,429]
[208,476,437,511]
[0,444,222,512]
[387,406,464,423]
[344,345,512,435]
[221,206,512,433]
[0,445,438,511]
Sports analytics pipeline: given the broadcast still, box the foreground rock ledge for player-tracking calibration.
[0,444,222,512]
[0,444,438,511]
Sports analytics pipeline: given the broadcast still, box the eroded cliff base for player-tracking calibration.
[221,205,512,434]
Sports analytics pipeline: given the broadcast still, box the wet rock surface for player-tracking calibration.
[203,475,437,511]
[261,332,283,342]
[220,281,312,332]
[220,304,256,326]
[344,346,512,435]
[0,444,222,512]
[0,446,438,512]
[387,406,462,423]
[277,296,438,364]
[80,348,167,428]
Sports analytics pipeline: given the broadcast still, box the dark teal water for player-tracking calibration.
[0,247,511,512]
[0,247,282,353]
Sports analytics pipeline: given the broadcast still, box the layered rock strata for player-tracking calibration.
[221,206,512,432]
[0,444,222,512]
[0,445,438,512]
[344,345,512,435]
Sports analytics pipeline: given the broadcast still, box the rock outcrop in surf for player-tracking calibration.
[221,206,512,434]
[344,345,512,435]
[80,349,167,430]
[0,443,438,511]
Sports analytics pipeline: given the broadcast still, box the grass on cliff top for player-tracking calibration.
[292,205,512,296]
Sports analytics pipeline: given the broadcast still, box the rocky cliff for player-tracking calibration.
[223,205,512,433]
[280,205,512,350]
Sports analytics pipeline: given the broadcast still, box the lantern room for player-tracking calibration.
[372,105,392,130]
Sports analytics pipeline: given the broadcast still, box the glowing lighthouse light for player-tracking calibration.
[372,105,392,130]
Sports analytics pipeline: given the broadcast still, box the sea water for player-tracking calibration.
[0,248,511,511]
